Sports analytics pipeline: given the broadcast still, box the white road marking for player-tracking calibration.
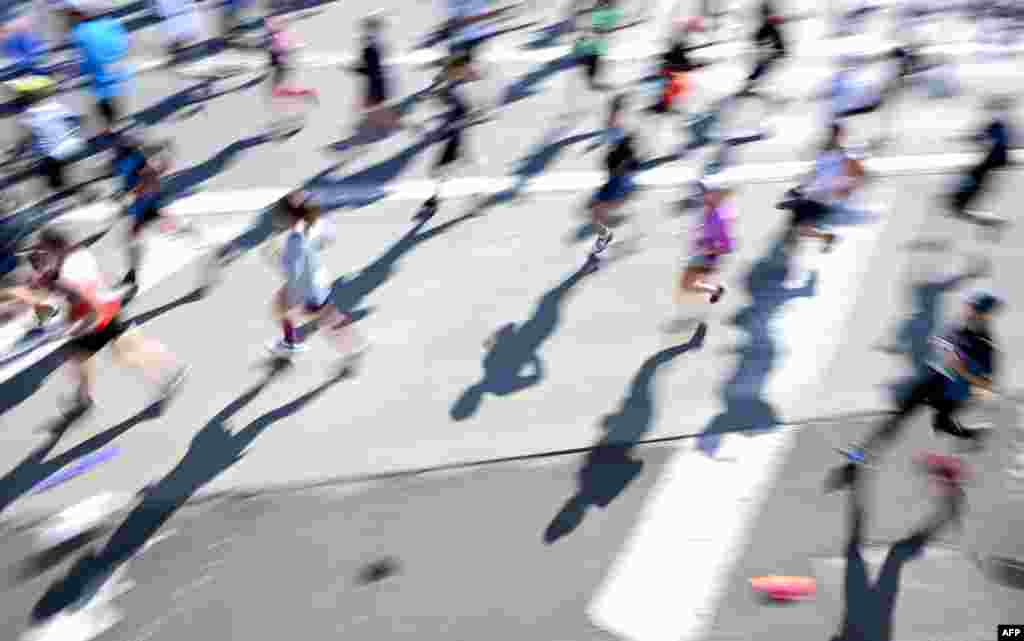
[54,149,1024,224]
[587,191,892,641]
[0,218,254,384]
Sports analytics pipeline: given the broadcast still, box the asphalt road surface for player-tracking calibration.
[0,1,1022,640]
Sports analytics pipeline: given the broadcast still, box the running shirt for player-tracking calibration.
[985,118,1010,167]
[446,0,493,44]
[576,5,623,56]
[807,148,852,203]
[929,325,995,402]
[693,203,735,257]
[281,219,336,307]
[70,18,130,100]
[356,37,390,104]
[58,248,120,330]
[753,19,785,59]
[829,69,878,117]
[2,27,47,76]
[20,99,82,160]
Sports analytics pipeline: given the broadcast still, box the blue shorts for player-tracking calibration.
[595,174,636,204]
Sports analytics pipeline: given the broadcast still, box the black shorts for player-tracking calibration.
[128,194,162,233]
[70,316,127,354]
[789,199,830,228]
[38,155,69,191]
[96,98,122,129]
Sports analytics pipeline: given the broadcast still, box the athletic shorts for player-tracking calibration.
[128,194,162,231]
[789,198,830,228]
[70,316,127,355]
[96,98,122,129]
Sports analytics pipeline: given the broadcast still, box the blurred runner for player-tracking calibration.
[647,16,705,115]
[416,53,484,221]
[738,1,787,103]
[351,13,399,134]
[11,226,187,420]
[114,135,195,293]
[780,122,864,288]
[665,177,732,333]
[0,13,50,78]
[949,96,1013,220]
[572,0,624,93]
[265,16,319,138]
[830,291,1001,488]
[152,0,204,55]
[8,75,100,207]
[586,93,641,261]
[61,0,131,139]
[265,190,367,361]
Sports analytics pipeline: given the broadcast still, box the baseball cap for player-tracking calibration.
[968,291,1001,314]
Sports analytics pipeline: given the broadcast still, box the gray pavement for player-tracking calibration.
[0,2,1022,640]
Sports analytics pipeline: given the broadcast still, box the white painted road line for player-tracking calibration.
[0,217,255,384]
[51,149,1024,224]
[587,200,891,641]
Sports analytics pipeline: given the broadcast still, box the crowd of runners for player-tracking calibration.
[0,0,1018,631]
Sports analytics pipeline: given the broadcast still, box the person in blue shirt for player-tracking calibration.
[0,19,48,78]
[61,3,130,137]
[829,292,1001,490]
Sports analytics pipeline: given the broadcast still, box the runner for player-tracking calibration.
[415,53,481,221]
[114,135,194,292]
[265,16,318,138]
[8,75,100,207]
[949,96,1013,220]
[351,13,398,134]
[152,0,204,56]
[265,190,367,361]
[61,1,131,139]
[572,0,625,92]
[829,291,1001,488]
[738,1,787,101]
[780,122,864,287]
[10,226,188,420]
[665,177,732,333]
[647,17,704,115]
[586,93,641,261]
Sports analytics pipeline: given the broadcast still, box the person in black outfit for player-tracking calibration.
[353,14,397,132]
[829,292,1001,489]
[416,54,477,221]
[950,97,1013,218]
[739,1,786,99]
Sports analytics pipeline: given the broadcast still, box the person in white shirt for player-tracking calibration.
[266,190,366,361]
[12,79,99,205]
[9,226,187,421]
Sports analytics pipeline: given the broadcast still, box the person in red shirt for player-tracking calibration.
[13,227,188,420]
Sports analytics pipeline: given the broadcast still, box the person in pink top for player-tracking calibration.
[265,16,318,137]
[667,178,732,333]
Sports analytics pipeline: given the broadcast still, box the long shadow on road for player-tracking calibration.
[697,236,817,457]
[330,211,480,320]
[544,327,707,544]
[501,53,578,107]
[29,365,343,623]
[470,125,601,216]
[451,261,596,422]
[829,478,962,641]
[0,404,162,519]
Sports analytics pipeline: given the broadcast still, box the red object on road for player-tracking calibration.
[750,575,817,601]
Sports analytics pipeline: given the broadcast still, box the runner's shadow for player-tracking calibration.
[126,73,266,129]
[161,133,275,202]
[124,287,205,328]
[521,20,573,50]
[543,329,707,544]
[330,212,479,319]
[831,480,963,641]
[697,236,817,457]
[501,53,579,106]
[29,367,340,623]
[877,265,986,404]
[323,88,436,156]
[451,262,596,422]
[470,126,602,215]
[0,403,161,518]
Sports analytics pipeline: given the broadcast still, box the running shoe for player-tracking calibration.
[414,196,439,221]
[710,285,726,303]
[58,396,95,423]
[822,232,838,253]
[590,230,614,255]
[267,339,309,357]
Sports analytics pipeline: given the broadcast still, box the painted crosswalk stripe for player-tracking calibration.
[587,199,892,641]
